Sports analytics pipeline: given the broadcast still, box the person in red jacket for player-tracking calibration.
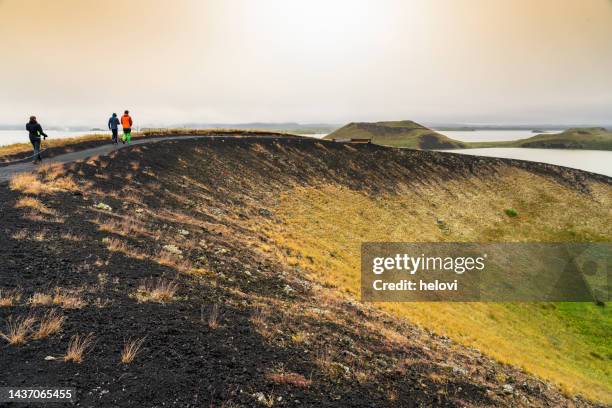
[120,110,133,144]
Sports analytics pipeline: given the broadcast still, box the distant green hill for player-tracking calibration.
[324,120,467,149]
[326,122,612,151]
[466,128,612,150]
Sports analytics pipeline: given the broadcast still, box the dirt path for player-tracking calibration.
[0,135,297,182]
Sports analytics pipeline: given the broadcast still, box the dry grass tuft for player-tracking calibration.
[0,290,22,307]
[34,309,65,339]
[105,237,129,253]
[11,229,28,240]
[29,290,85,309]
[9,170,79,195]
[0,315,36,345]
[208,304,221,329]
[121,337,146,364]
[156,251,192,273]
[29,292,53,306]
[97,217,152,238]
[265,371,312,389]
[52,290,85,309]
[64,333,95,363]
[134,278,178,303]
[9,173,41,194]
[15,197,56,215]
[250,307,274,339]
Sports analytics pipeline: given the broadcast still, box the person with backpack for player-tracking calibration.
[121,110,133,144]
[108,113,120,144]
[26,116,48,164]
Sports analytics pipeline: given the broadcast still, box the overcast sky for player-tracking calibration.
[0,0,611,127]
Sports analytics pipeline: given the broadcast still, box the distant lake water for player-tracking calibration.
[436,129,563,142]
[0,129,109,147]
[444,148,612,177]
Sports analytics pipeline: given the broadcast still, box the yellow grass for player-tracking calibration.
[29,290,85,309]
[261,169,612,403]
[9,171,78,195]
[134,278,178,303]
[0,290,22,307]
[52,290,86,309]
[265,371,312,388]
[14,197,56,215]
[121,337,146,364]
[64,333,95,363]
[33,309,65,339]
[29,292,53,306]
[0,315,36,345]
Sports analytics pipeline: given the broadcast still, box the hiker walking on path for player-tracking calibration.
[121,110,133,144]
[26,116,48,164]
[108,113,120,144]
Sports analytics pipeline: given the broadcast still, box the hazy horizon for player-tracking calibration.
[1,0,611,127]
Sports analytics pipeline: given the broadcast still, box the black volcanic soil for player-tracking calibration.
[0,137,607,407]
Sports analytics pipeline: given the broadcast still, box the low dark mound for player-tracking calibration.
[0,137,607,407]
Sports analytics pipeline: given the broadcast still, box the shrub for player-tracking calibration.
[504,208,518,218]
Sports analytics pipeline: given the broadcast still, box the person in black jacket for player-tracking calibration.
[26,116,48,163]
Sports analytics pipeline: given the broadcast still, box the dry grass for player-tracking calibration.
[249,307,273,339]
[9,173,41,194]
[102,237,147,260]
[0,315,36,345]
[64,333,95,363]
[104,237,128,252]
[29,290,85,309]
[9,171,79,195]
[121,337,146,364]
[33,309,65,339]
[33,229,47,241]
[97,217,153,238]
[208,304,221,329]
[134,278,178,303]
[29,292,53,306]
[14,197,56,215]
[156,251,193,273]
[265,371,312,389]
[52,290,86,309]
[0,290,22,307]
[11,229,28,240]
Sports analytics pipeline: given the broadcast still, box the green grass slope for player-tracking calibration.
[325,120,467,149]
[465,128,612,150]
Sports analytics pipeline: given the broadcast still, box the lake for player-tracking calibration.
[0,129,109,147]
[436,129,563,142]
[444,148,612,177]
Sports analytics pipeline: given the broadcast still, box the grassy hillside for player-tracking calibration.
[324,120,467,149]
[465,128,612,150]
[247,144,610,402]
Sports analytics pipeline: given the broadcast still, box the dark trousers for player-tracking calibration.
[111,128,118,143]
[31,139,41,161]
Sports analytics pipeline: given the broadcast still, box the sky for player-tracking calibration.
[0,0,611,127]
